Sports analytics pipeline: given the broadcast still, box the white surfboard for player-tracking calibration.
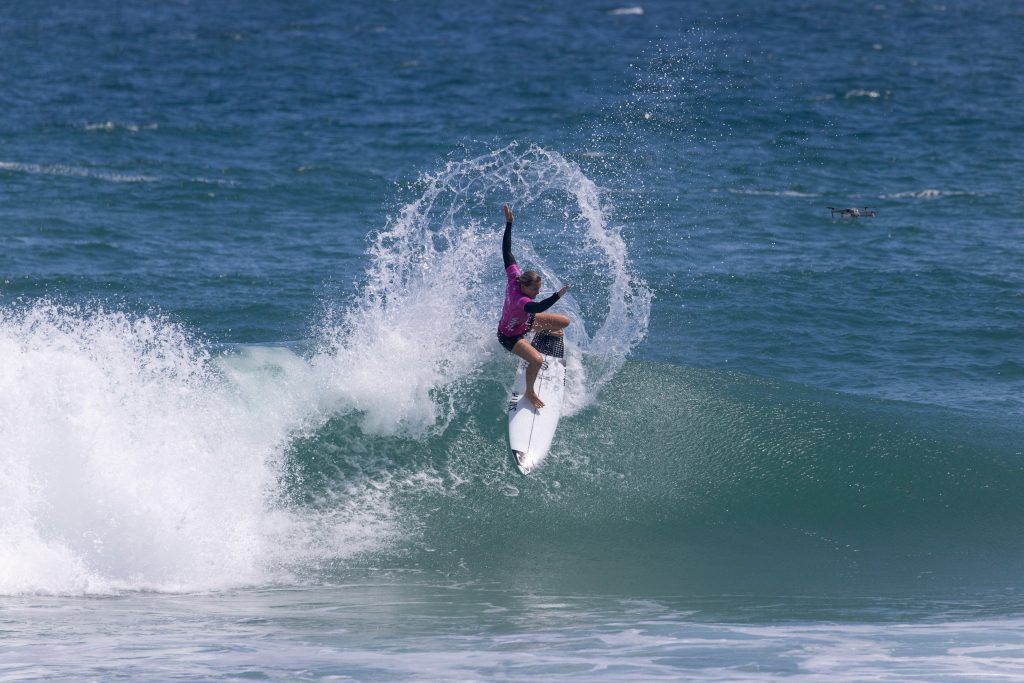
[507,332,566,475]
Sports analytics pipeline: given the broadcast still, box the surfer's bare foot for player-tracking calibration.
[526,391,545,409]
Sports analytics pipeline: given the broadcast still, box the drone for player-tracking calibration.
[828,206,876,218]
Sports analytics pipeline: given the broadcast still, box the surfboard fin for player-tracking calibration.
[512,450,533,474]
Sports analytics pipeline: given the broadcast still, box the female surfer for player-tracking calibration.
[497,203,571,409]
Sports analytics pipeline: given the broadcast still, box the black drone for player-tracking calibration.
[828,206,876,218]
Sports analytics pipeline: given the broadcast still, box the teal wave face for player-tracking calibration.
[284,360,1024,597]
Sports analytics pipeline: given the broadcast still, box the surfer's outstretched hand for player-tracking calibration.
[557,284,571,297]
[503,203,514,224]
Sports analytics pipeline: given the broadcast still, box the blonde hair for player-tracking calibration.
[517,270,541,287]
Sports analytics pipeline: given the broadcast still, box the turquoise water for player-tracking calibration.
[2,1,1023,680]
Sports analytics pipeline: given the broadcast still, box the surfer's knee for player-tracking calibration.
[537,312,569,330]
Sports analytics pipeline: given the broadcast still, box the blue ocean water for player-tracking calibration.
[2,0,1023,680]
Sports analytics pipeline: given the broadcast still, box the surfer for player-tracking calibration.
[497,203,570,409]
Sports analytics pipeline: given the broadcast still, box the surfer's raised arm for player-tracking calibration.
[502,203,515,268]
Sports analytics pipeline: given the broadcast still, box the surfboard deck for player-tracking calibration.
[507,332,566,475]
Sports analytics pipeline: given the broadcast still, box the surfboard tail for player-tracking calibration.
[531,331,564,358]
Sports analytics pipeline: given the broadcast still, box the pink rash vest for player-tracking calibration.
[497,219,562,339]
[498,263,533,337]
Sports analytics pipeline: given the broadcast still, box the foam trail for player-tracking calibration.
[0,303,395,595]
[314,143,651,426]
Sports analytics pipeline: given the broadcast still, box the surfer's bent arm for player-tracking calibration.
[524,292,561,314]
[502,220,516,268]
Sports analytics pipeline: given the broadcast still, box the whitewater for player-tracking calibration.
[0,145,651,596]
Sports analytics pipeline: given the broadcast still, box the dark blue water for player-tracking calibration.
[2,1,1023,680]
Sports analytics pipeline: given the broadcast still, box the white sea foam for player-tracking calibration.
[881,188,973,199]
[610,7,644,15]
[0,303,396,595]
[0,160,157,183]
[843,89,884,100]
[0,158,237,187]
[82,121,159,133]
[718,187,819,197]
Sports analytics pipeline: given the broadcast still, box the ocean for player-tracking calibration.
[2,0,1023,680]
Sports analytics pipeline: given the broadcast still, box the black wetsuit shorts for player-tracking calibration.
[496,314,535,353]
